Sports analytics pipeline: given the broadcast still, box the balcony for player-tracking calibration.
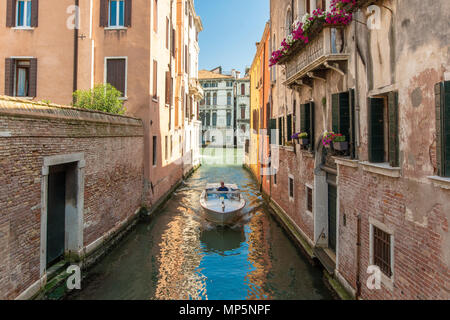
[280,23,350,87]
[189,78,204,100]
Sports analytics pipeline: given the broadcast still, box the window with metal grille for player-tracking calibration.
[373,226,392,277]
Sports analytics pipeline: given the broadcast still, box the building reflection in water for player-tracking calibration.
[154,205,207,300]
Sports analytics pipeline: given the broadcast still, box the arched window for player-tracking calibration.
[286,7,292,37]
[213,92,217,105]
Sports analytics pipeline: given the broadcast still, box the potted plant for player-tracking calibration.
[333,134,348,151]
[322,131,336,148]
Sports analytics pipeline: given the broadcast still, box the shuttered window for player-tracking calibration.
[289,176,294,199]
[152,60,157,99]
[369,93,399,165]
[332,92,350,142]
[278,117,283,145]
[106,58,126,97]
[287,114,293,142]
[4,58,37,97]
[300,102,315,151]
[165,71,172,106]
[100,0,131,27]
[7,0,38,28]
[153,0,158,32]
[307,186,313,212]
[436,81,450,177]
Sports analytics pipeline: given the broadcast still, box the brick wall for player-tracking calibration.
[0,96,144,299]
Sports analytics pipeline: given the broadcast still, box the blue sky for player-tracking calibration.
[195,0,270,75]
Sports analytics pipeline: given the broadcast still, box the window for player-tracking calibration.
[332,90,356,158]
[165,136,168,160]
[241,83,245,96]
[206,92,211,105]
[16,0,32,27]
[227,92,231,105]
[368,92,399,166]
[278,117,283,145]
[241,106,246,119]
[273,169,277,185]
[300,102,315,151]
[152,60,158,99]
[213,92,217,105]
[106,58,127,97]
[371,225,393,278]
[109,0,124,27]
[306,186,313,212]
[253,110,259,132]
[166,17,169,49]
[200,112,205,126]
[152,136,157,166]
[289,176,294,199]
[286,8,292,37]
[153,0,158,32]
[212,113,217,127]
[227,112,232,127]
[287,114,293,142]
[15,60,30,97]
[165,71,172,106]
[435,81,450,177]
[5,58,37,97]
[206,112,210,126]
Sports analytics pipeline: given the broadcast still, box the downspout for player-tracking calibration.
[354,9,360,154]
[356,213,361,299]
[72,0,79,105]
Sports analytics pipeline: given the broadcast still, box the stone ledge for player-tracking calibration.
[361,162,401,178]
[427,176,450,190]
[333,157,359,168]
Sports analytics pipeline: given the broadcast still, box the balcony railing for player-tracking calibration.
[282,24,350,86]
[189,78,204,100]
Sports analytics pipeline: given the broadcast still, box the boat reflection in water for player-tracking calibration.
[200,226,246,256]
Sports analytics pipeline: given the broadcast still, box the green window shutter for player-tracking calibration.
[388,91,399,167]
[287,114,292,141]
[435,83,443,176]
[443,81,450,176]
[332,93,339,133]
[339,92,350,140]
[332,92,350,139]
[350,89,356,159]
[309,102,315,151]
[369,98,385,163]
[300,104,307,133]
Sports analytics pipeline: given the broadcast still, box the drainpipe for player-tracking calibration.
[72,0,79,105]
[169,0,174,131]
[356,213,361,299]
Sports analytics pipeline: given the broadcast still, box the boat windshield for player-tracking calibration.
[205,190,240,201]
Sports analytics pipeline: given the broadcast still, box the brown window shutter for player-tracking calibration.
[165,71,169,105]
[30,0,39,27]
[6,0,16,27]
[100,0,108,27]
[29,58,38,97]
[170,76,173,106]
[153,60,158,98]
[125,0,132,27]
[4,58,15,96]
[106,59,126,97]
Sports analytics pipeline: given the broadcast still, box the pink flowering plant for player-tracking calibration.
[322,131,337,147]
[269,0,356,67]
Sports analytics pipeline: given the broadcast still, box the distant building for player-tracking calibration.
[198,68,250,147]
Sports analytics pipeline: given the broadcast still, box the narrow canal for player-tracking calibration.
[68,148,334,300]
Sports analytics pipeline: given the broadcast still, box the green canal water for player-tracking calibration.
[68,148,334,300]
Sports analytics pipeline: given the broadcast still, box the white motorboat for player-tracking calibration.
[200,183,246,226]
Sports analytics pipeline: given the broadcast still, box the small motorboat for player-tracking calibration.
[200,183,246,226]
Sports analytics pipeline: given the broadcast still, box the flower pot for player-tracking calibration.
[333,141,348,151]
[299,138,309,146]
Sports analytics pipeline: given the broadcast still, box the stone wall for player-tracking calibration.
[0,96,144,299]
